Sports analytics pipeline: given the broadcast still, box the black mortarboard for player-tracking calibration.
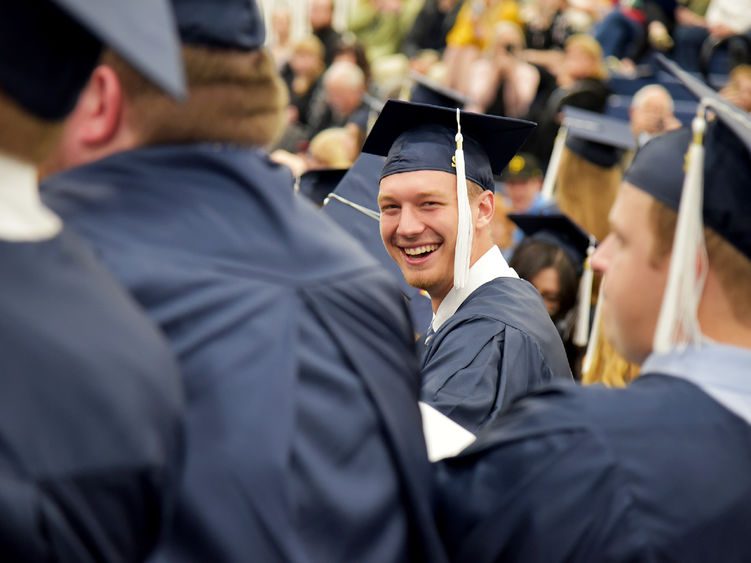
[172,0,266,50]
[508,213,594,276]
[0,0,185,120]
[298,168,348,207]
[362,100,535,193]
[409,71,469,109]
[562,106,636,168]
[322,153,434,331]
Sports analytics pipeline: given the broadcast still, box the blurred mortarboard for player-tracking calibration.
[408,71,470,109]
[0,0,185,120]
[172,0,266,50]
[628,54,751,353]
[322,153,434,331]
[562,106,636,168]
[501,153,543,183]
[298,168,348,207]
[508,213,594,276]
[362,100,535,192]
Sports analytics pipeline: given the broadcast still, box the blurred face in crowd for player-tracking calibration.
[630,90,675,140]
[325,78,363,116]
[591,183,670,364]
[309,0,334,30]
[272,8,291,42]
[378,170,493,306]
[290,48,323,78]
[531,267,562,316]
[564,44,598,81]
[492,25,523,71]
[505,176,542,213]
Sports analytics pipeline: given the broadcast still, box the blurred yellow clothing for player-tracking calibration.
[446,0,521,50]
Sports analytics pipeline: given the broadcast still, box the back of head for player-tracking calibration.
[110,0,288,148]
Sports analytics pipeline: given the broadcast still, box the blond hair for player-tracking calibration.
[106,45,288,149]
[308,128,355,168]
[565,34,608,81]
[649,198,751,327]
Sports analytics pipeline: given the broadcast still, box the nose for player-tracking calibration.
[590,235,613,274]
[395,205,425,239]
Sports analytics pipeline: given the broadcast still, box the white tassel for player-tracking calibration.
[541,126,568,201]
[581,289,603,375]
[573,237,596,347]
[454,108,473,290]
[652,105,709,354]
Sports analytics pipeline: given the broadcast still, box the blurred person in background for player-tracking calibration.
[523,0,573,50]
[721,64,751,112]
[442,0,522,92]
[269,5,294,70]
[348,0,423,63]
[403,0,463,59]
[310,0,342,65]
[629,83,682,146]
[281,35,326,129]
[466,22,557,120]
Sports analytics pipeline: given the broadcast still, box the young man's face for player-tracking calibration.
[378,170,467,303]
[591,183,670,364]
[505,176,542,213]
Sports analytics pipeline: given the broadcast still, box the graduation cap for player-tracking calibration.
[408,71,470,109]
[0,0,185,120]
[541,107,636,199]
[321,153,434,332]
[298,168,348,207]
[501,153,543,183]
[172,0,266,50]
[362,99,535,289]
[509,212,597,346]
[627,54,751,354]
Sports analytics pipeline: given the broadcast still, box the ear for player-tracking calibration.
[76,65,125,147]
[474,189,495,230]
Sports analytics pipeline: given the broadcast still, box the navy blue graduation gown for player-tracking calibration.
[0,230,183,562]
[421,277,572,433]
[42,144,446,562]
[435,374,751,562]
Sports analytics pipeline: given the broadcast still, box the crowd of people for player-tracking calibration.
[3,0,751,561]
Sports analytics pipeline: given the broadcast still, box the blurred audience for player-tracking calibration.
[281,35,326,128]
[348,0,423,63]
[522,0,573,50]
[402,0,463,58]
[270,6,294,70]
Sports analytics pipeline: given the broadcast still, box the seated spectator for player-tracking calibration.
[402,0,463,58]
[673,0,751,72]
[281,35,326,128]
[629,83,682,146]
[306,127,358,169]
[308,61,372,146]
[524,34,611,165]
[466,22,557,119]
[348,0,424,63]
[443,0,522,92]
[332,38,373,88]
[523,0,573,50]
[720,63,751,111]
[270,6,294,70]
[310,0,343,65]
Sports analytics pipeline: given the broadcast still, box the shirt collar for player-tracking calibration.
[0,151,61,241]
[430,245,518,333]
[642,343,751,425]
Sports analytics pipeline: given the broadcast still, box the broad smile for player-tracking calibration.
[400,243,441,264]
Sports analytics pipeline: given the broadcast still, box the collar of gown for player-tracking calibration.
[0,151,61,241]
[642,342,751,425]
[430,245,518,333]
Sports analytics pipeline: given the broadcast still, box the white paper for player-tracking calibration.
[419,401,476,462]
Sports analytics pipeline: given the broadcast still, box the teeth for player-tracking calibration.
[404,244,439,256]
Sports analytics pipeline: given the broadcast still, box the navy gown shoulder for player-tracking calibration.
[0,229,183,562]
[435,373,751,562]
[421,276,572,433]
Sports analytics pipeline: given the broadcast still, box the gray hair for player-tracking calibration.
[631,84,674,113]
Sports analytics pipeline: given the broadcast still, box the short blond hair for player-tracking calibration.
[106,45,288,148]
[565,34,608,81]
[649,198,751,326]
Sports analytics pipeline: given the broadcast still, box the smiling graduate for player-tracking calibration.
[364,100,573,434]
